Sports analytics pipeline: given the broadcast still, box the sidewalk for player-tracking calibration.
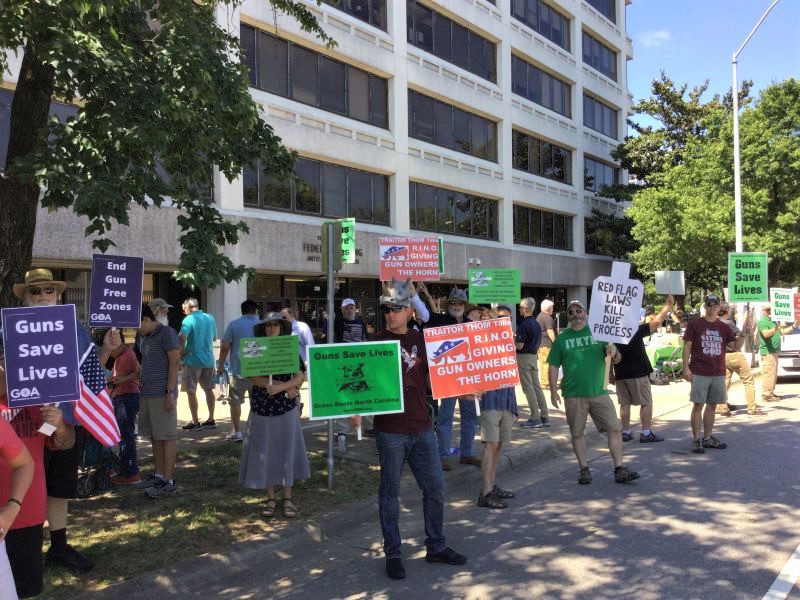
[94,375,761,599]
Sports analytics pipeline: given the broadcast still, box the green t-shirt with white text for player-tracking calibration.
[547,326,608,398]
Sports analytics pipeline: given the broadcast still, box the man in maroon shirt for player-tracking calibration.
[682,295,749,454]
[372,279,467,581]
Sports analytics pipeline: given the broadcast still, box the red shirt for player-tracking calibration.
[683,318,735,377]
[112,346,140,396]
[372,329,432,434]
[0,403,47,530]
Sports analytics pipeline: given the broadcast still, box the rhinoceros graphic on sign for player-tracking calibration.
[428,339,471,365]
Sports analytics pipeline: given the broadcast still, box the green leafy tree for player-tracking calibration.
[628,79,800,290]
[0,0,333,307]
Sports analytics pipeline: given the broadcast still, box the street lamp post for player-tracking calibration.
[731,0,783,253]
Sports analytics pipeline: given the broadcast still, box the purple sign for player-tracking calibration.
[89,254,144,327]
[1,305,81,408]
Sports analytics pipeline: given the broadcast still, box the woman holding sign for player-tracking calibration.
[239,313,309,519]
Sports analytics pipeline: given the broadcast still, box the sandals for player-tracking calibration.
[262,498,277,518]
[477,492,507,509]
[283,498,299,518]
[492,485,515,499]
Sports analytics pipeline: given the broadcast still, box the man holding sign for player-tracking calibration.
[682,295,749,454]
[371,279,467,580]
[757,305,799,403]
[547,300,639,485]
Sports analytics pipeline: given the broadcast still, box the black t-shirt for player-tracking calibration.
[613,323,653,380]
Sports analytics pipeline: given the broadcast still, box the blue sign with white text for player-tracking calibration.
[88,254,144,327]
[1,304,81,407]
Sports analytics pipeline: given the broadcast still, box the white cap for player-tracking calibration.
[341,298,356,308]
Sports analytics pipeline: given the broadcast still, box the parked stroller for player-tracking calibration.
[76,433,121,498]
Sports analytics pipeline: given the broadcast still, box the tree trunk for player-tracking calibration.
[0,40,54,308]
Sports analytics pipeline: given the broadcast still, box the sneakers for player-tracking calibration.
[614,465,640,483]
[225,431,244,442]
[181,422,203,431]
[425,547,468,566]
[578,466,592,485]
[691,439,705,454]
[111,474,142,486]
[459,456,481,467]
[540,416,551,428]
[764,395,781,402]
[200,419,217,429]
[621,432,634,442]
[639,431,664,443]
[519,418,543,428]
[702,436,727,450]
[45,544,94,572]
[146,480,177,499]
[386,557,406,580]
[748,409,767,416]
[132,474,163,489]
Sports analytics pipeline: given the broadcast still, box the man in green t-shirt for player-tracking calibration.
[547,300,639,485]
[757,305,799,402]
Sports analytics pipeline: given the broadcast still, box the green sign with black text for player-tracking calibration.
[239,336,299,377]
[727,252,768,302]
[307,341,404,419]
[468,269,521,304]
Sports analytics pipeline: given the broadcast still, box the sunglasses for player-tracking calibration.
[29,287,56,296]
[381,305,406,314]
[705,303,719,308]
[568,308,584,315]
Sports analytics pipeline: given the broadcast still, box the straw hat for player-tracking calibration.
[13,269,67,299]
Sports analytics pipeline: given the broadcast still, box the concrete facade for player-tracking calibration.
[11,0,633,328]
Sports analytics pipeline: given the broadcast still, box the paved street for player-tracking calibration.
[87,376,800,599]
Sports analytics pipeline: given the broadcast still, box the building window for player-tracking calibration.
[512,130,572,184]
[582,31,617,81]
[240,25,388,128]
[406,0,496,82]
[410,182,498,240]
[322,0,387,31]
[584,156,619,193]
[514,205,573,250]
[586,0,616,23]
[408,90,497,162]
[243,157,389,225]
[510,0,570,51]
[511,54,571,118]
[583,94,618,139]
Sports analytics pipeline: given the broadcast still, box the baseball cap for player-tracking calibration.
[567,300,586,312]
[341,298,356,308]
[703,294,720,305]
[149,298,173,310]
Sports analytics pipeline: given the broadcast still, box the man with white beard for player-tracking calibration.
[423,289,480,471]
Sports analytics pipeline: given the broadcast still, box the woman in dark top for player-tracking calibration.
[238,313,309,519]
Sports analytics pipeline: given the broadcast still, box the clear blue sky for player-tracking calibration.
[626,0,799,125]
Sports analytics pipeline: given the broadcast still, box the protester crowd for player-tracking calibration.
[1,267,799,595]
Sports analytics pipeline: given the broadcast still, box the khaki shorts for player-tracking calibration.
[564,395,621,438]
[480,410,514,444]
[139,395,178,441]
[690,375,726,404]
[181,366,214,393]
[228,376,250,406]
[616,376,653,407]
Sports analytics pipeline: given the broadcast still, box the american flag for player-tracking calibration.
[431,339,469,361]
[75,345,121,447]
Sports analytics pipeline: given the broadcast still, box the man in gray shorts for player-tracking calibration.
[476,306,518,509]
[138,304,182,497]
[217,300,261,442]
[682,295,749,454]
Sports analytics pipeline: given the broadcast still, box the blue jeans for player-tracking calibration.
[376,430,446,559]
[113,393,140,476]
[436,397,478,458]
